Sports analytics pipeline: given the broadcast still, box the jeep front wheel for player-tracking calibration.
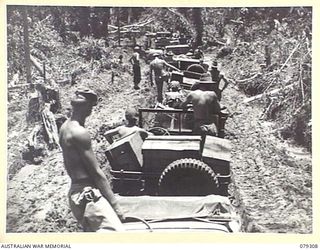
[158,158,219,196]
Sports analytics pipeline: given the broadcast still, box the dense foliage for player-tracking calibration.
[7,6,312,150]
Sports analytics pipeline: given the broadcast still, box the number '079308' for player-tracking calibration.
[300,244,318,248]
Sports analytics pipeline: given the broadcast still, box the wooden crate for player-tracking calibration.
[142,135,202,173]
[105,131,144,172]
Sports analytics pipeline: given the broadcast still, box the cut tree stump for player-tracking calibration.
[37,83,61,113]
[41,103,60,150]
[27,89,41,123]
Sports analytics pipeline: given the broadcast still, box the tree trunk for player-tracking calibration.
[265,45,271,66]
[90,7,100,38]
[78,7,91,37]
[192,8,203,48]
[51,7,66,41]
[127,7,132,24]
[117,7,121,46]
[22,6,31,84]
[104,7,110,46]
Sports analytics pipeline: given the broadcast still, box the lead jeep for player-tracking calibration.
[106,106,230,196]
[105,107,239,232]
[117,194,240,232]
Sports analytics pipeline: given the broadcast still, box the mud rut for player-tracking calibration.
[223,85,312,233]
[6,51,312,233]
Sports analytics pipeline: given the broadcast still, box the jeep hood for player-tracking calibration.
[117,195,241,232]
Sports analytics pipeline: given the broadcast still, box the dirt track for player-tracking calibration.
[6,49,312,233]
[223,84,312,233]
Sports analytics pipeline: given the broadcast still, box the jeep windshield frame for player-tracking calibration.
[138,107,194,135]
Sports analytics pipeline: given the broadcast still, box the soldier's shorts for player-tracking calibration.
[68,183,124,232]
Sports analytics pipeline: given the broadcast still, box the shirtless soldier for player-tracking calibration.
[59,88,125,232]
[210,61,229,101]
[104,107,150,145]
[150,53,180,103]
[180,84,221,136]
[129,46,141,90]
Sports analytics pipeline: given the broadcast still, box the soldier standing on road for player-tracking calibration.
[210,61,229,101]
[180,84,221,136]
[59,88,125,232]
[150,53,180,103]
[129,46,141,90]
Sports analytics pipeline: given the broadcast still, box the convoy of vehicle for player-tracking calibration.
[104,30,241,232]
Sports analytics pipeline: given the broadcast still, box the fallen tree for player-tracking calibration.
[236,73,262,83]
[243,82,299,103]
[108,18,154,34]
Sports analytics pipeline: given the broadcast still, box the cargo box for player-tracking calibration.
[181,77,198,90]
[165,44,190,55]
[142,135,202,173]
[183,70,203,79]
[105,131,144,172]
[202,135,231,177]
[173,58,200,71]
[171,71,183,83]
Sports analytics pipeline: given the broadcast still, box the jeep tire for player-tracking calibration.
[186,64,205,74]
[158,158,219,196]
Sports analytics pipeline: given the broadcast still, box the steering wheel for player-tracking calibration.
[148,127,170,135]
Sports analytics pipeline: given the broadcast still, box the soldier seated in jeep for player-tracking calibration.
[194,47,204,60]
[104,107,150,144]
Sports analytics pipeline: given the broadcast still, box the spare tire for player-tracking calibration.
[186,64,205,74]
[158,158,219,196]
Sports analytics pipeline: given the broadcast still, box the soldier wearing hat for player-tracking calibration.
[210,60,229,101]
[129,46,141,90]
[194,47,204,60]
[164,50,175,64]
[59,88,125,232]
[164,81,184,109]
[191,72,220,97]
[150,53,180,103]
[104,107,150,145]
[169,80,182,92]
